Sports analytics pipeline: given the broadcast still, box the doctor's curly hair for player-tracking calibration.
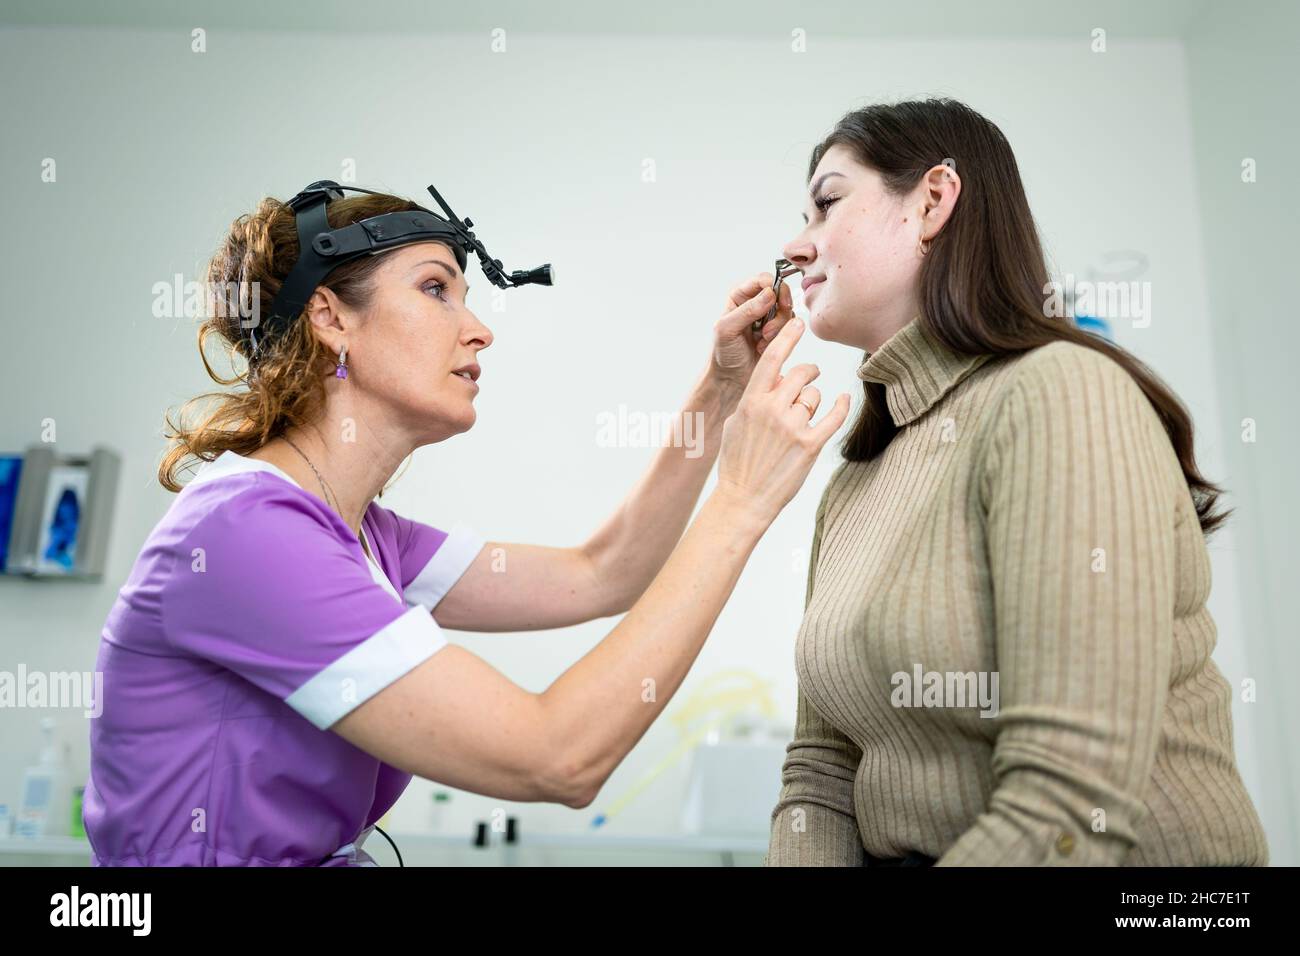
[157,190,424,492]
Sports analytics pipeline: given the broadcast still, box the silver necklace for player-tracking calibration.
[280,434,365,552]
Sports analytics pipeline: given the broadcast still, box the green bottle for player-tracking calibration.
[70,787,85,839]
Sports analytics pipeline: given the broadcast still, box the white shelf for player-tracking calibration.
[0,836,90,858]
[395,831,769,853]
[0,832,768,861]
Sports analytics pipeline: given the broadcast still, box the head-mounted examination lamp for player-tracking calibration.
[246,179,554,360]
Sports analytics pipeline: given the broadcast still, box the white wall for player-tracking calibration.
[1183,0,1300,866]
[0,20,1284,856]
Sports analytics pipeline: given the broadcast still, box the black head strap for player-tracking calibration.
[243,179,552,363]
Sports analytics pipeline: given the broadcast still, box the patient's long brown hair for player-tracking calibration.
[813,98,1228,535]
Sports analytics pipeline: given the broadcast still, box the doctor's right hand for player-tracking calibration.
[714,317,851,527]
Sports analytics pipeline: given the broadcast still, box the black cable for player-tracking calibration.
[316,824,404,867]
[373,824,404,867]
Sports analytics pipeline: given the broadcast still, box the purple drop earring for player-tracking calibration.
[335,344,348,380]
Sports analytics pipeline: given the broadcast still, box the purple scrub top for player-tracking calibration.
[83,450,485,865]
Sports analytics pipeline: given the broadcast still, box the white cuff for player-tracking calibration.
[403,523,486,611]
[286,605,448,730]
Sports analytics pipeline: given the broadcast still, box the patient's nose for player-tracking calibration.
[783,237,816,270]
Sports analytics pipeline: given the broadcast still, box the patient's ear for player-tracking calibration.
[917,163,961,236]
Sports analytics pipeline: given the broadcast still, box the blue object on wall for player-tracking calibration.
[0,456,23,572]
[1073,313,1115,342]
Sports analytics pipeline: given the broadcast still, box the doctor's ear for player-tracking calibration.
[304,286,353,336]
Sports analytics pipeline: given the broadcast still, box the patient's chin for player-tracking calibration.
[808,310,846,344]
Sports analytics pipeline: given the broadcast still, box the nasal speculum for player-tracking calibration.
[752,258,802,334]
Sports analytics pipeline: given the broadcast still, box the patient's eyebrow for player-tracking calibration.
[802,171,847,223]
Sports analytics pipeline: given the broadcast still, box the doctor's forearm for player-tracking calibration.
[583,364,740,613]
[540,488,766,803]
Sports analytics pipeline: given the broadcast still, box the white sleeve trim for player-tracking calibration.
[286,605,449,730]
[403,523,487,611]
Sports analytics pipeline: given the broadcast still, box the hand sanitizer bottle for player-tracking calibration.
[17,718,70,839]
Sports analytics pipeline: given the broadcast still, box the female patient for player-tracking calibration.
[765,98,1268,866]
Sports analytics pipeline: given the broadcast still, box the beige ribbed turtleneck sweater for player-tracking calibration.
[764,317,1268,866]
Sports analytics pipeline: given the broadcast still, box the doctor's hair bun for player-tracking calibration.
[157,188,425,493]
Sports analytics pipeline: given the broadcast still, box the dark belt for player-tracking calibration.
[864,849,936,867]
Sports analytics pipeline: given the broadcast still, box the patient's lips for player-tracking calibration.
[802,275,826,304]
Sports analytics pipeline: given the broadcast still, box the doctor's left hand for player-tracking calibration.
[709,271,796,399]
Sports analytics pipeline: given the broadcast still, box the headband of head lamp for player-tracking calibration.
[245,180,554,362]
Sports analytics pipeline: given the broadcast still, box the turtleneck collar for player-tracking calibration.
[856,315,994,427]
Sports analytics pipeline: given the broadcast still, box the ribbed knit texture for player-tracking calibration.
[764,316,1268,866]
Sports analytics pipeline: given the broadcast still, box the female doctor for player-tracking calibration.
[83,186,849,866]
